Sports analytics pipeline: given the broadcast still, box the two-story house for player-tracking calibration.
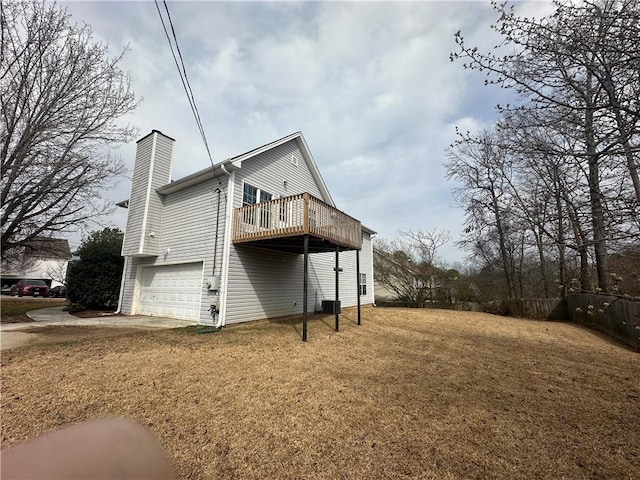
[118,130,375,340]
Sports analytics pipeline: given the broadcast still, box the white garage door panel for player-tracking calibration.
[139,263,203,320]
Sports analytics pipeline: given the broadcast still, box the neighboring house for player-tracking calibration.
[374,248,481,305]
[1,238,72,290]
[373,281,400,305]
[373,247,441,306]
[118,130,375,340]
[373,248,425,305]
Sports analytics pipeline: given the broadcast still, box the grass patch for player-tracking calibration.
[1,307,639,479]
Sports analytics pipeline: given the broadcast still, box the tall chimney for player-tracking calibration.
[122,130,175,257]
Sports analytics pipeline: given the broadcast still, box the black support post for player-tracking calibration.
[303,234,309,342]
[356,248,361,326]
[335,246,340,331]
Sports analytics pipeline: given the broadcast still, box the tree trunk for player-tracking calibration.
[585,69,610,292]
[491,194,515,299]
[518,244,525,298]
[564,192,590,292]
[536,235,549,297]
[554,167,567,298]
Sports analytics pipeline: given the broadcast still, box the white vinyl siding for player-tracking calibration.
[225,140,326,323]
[160,181,221,267]
[142,135,173,255]
[122,136,153,255]
[122,131,173,256]
[232,140,325,209]
[119,257,139,314]
[225,247,303,323]
[304,233,374,312]
[309,233,374,310]
[224,231,374,324]
[120,179,228,324]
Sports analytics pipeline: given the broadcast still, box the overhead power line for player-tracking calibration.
[154,0,215,168]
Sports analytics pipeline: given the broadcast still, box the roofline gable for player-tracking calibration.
[225,131,333,205]
[293,133,334,206]
[155,132,335,205]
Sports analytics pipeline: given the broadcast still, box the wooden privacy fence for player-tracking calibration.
[454,295,638,350]
[482,298,568,320]
[566,294,640,350]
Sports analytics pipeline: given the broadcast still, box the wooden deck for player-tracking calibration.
[232,193,362,251]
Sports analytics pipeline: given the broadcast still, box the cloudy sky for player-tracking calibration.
[61,0,552,264]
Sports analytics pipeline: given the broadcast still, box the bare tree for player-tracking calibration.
[447,130,517,298]
[1,1,139,259]
[451,0,640,292]
[399,229,450,303]
[498,109,600,293]
[399,229,450,268]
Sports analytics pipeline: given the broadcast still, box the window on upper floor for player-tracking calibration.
[243,183,257,206]
[242,183,273,228]
[242,183,273,206]
[260,190,272,203]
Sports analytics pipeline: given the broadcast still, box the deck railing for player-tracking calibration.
[232,193,362,250]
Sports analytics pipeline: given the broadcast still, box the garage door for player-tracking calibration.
[139,263,203,320]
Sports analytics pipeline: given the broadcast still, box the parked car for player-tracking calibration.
[10,280,49,297]
[49,285,67,298]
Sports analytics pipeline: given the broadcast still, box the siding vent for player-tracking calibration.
[291,154,299,167]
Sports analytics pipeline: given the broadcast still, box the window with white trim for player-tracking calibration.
[359,273,367,296]
[243,183,258,206]
[242,183,273,227]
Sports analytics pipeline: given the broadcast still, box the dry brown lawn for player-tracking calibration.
[0,297,66,323]
[1,307,639,479]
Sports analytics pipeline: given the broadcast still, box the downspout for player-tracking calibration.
[114,256,129,314]
[214,163,231,329]
[370,233,376,307]
[211,187,223,329]
[212,188,221,276]
[219,169,235,328]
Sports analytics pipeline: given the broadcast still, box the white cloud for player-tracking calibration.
[59,0,523,261]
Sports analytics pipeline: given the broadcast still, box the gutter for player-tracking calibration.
[157,161,237,196]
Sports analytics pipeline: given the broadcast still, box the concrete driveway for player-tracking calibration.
[1,307,196,351]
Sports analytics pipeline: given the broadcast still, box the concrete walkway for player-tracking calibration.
[1,307,196,350]
[1,307,195,331]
